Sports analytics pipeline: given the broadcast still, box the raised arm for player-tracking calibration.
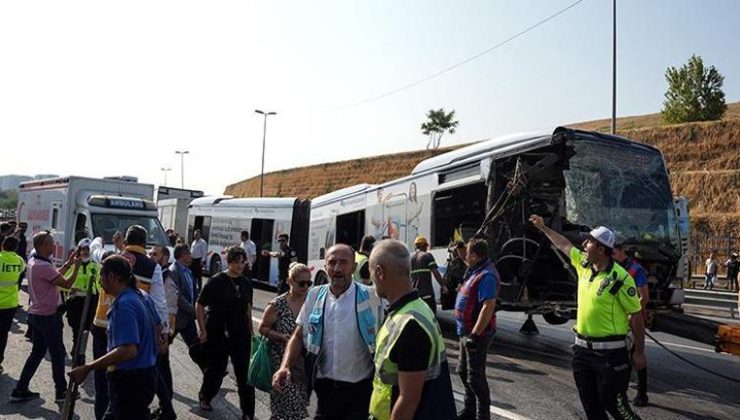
[529,215,573,256]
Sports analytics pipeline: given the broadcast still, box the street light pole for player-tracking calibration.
[611,0,617,135]
[175,150,189,188]
[255,109,277,197]
[160,167,171,186]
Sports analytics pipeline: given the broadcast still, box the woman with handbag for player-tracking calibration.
[259,262,311,420]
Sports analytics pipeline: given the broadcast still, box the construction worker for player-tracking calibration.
[354,235,376,284]
[61,238,100,365]
[368,239,455,420]
[613,243,650,407]
[0,236,26,375]
[530,215,645,420]
[410,236,446,315]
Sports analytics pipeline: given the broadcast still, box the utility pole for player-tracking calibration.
[255,109,277,197]
[160,167,171,186]
[175,150,189,188]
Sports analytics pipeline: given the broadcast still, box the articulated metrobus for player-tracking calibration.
[307,127,686,325]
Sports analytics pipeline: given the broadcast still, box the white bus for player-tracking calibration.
[307,127,686,325]
[187,196,310,286]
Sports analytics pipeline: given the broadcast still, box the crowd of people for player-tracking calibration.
[0,216,739,419]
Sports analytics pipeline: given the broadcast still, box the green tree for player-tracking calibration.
[661,55,726,124]
[0,190,17,210]
[421,108,459,150]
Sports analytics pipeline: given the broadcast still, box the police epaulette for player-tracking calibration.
[608,272,624,295]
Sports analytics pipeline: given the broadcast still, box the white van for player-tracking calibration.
[187,196,310,287]
[17,176,169,263]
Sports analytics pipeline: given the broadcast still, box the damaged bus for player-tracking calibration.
[307,127,686,326]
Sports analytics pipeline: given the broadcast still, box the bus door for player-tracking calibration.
[251,218,275,284]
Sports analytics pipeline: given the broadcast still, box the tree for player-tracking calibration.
[421,108,459,150]
[661,55,726,124]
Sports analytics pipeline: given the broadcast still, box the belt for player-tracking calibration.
[574,336,626,350]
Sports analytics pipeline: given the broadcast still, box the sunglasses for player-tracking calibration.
[296,281,312,287]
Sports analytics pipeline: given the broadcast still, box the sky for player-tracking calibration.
[1,0,738,195]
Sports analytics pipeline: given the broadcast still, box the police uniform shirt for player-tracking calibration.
[569,248,641,338]
[278,244,296,277]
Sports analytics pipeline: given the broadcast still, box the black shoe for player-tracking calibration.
[55,389,80,403]
[633,393,649,407]
[10,389,40,403]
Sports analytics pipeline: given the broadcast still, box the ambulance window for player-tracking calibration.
[74,214,88,243]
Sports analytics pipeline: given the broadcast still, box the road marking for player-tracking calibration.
[648,340,714,353]
[452,391,531,420]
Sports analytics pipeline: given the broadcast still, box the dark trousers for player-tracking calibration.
[314,377,373,420]
[199,334,255,419]
[104,366,157,420]
[17,312,67,392]
[155,352,176,417]
[458,334,493,420]
[0,307,17,365]
[572,346,641,420]
[92,325,109,420]
[277,271,289,295]
[66,295,98,358]
[629,345,648,397]
[176,319,199,348]
[191,259,203,294]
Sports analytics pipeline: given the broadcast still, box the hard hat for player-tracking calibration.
[414,236,429,247]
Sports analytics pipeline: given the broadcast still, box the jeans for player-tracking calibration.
[0,307,17,365]
[704,274,716,289]
[458,334,493,420]
[104,367,157,420]
[572,346,641,420]
[314,377,373,420]
[16,312,68,392]
[92,325,109,420]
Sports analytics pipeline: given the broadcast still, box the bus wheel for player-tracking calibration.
[210,258,221,276]
[314,271,329,286]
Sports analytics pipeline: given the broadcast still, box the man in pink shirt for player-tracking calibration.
[11,231,82,403]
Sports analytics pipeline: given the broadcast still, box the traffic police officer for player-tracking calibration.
[530,215,645,420]
[61,238,100,364]
[368,239,455,420]
[0,236,26,374]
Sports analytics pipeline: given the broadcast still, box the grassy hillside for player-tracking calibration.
[225,103,740,244]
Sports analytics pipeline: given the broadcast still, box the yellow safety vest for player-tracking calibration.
[369,297,446,420]
[354,252,369,284]
[61,260,100,298]
[0,251,25,309]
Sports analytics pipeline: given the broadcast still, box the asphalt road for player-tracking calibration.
[1,286,739,419]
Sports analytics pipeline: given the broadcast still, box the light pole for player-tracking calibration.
[175,150,189,188]
[160,167,171,186]
[611,0,617,135]
[255,109,277,197]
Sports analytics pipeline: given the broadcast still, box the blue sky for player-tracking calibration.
[1,0,737,195]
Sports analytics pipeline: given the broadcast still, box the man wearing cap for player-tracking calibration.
[410,236,446,315]
[62,238,100,364]
[530,215,645,420]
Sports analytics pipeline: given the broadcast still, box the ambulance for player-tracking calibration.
[17,176,169,263]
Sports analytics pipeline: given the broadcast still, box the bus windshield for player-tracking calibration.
[563,138,679,252]
[91,213,169,247]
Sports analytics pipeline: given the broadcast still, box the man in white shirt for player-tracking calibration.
[190,230,208,294]
[273,244,383,420]
[239,230,256,273]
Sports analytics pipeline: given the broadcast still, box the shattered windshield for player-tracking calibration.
[563,138,679,252]
[91,213,169,247]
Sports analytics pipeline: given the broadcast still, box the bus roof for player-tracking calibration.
[310,183,375,206]
[411,130,552,175]
[189,196,297,208]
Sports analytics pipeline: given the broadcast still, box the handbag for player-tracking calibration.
[247,335,273,392]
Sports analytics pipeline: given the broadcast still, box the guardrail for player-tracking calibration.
[682,288,738,319]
